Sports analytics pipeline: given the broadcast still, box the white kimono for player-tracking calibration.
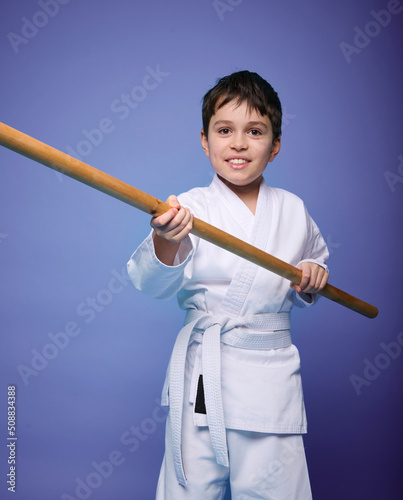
[127,174,329,488]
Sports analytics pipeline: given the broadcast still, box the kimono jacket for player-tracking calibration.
[127,174,329,485]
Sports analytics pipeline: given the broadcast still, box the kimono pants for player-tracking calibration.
[156,343,313,500]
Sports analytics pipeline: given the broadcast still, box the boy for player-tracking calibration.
[127,71,329,499]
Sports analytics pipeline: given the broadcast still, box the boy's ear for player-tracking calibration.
[200,130,210,158]
[268,137,281,162]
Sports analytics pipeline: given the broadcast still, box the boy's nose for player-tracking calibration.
[230,133,247,150]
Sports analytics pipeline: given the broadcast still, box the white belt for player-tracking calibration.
[161,309,292,486]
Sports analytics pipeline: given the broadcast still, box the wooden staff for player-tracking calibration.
[0,122,378,319]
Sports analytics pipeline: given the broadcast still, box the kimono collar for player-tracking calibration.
[210,174,272,241]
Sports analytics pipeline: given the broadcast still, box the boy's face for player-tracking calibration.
[201,100,281,191]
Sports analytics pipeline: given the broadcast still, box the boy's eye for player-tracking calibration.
[250,129,262,136]
[218,128,231,135]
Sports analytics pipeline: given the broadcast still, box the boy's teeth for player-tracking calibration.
[229,159,247,164]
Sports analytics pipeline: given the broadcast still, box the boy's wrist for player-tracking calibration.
[153,233,181,266]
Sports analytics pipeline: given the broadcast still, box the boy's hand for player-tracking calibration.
[290,262,328,294]
[151,195,193,243]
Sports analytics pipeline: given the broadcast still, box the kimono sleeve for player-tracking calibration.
[294,206,329,308]
[127,231,195,300]
[126,189,205,300]
[298,206,329,270]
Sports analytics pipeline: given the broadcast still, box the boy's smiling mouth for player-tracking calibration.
[226,156,251,168]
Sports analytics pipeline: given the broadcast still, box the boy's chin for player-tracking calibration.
[217,173,263,189]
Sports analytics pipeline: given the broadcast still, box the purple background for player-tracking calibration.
[1,0,402,499]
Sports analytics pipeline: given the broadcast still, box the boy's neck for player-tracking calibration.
[217,174,261,215]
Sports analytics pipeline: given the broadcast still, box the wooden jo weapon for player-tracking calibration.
[0,122,378,319]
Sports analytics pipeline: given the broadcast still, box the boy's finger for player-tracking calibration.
[151,207,178,228]
[151,207,192,237]
[306,269,328,294]
[166,195,180,209]
[299,271,311,291]
[318,271,329,291]
[308,267,320,291]
[157,212,193,242]
[171,208,192,232]
[310,269,327,292]
[299,265,317,293]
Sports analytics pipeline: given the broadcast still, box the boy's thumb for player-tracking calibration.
[166,195,180,208]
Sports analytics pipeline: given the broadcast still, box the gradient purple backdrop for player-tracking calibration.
[1,0,402,499]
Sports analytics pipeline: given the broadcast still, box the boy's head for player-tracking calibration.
[202,70,282,141]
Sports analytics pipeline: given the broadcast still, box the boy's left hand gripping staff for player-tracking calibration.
[0,122,378,319]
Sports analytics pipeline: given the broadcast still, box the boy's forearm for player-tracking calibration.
[153,234,181,266]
